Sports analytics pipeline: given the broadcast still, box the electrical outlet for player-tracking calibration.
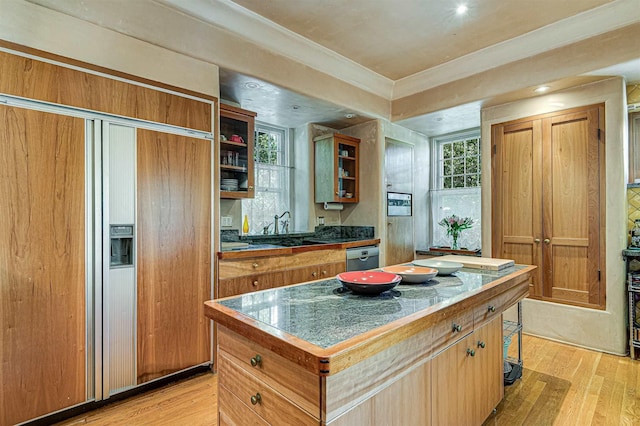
[221,216,232,227]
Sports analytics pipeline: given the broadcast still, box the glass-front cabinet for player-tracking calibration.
[219,103,257,199]
[314,133,360,203]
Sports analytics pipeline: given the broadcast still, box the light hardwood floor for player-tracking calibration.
[56,334,640,426]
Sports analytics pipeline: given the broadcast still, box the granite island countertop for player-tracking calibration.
[205,263,534,375]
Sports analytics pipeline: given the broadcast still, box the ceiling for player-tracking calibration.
[214,0,640,134]
[231,0,611,81]
[27,0,640,135]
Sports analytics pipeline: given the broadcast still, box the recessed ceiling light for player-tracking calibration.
[535,86,550,93]
[244,82,261,89]
[456,4,468,14]
[345,113,356,119]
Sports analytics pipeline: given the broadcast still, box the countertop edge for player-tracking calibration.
[217,238,380,259]
[205,264,535,376]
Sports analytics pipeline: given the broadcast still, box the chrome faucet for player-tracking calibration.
[274,211,290,235]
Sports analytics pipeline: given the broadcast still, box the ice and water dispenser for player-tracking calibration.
[110,225,134,268]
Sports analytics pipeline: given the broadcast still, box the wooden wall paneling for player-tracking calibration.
[136,129,211,384]
[0,51,212,132]
[0,106,86,425]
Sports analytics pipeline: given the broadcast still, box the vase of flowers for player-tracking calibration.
[438,214,474,250]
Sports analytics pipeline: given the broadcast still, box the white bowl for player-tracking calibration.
[381,265,438,283]
[412,259,463,275]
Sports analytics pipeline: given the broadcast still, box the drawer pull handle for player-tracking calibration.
[252,263,259,268]
[452,323,462,333]
[252,280,259,287]
[250,392,262,405]
[311,271,318,277]
[250,354,262,367]
[477,341,486,349]
[488,305,496,313]
[466,348,476,357]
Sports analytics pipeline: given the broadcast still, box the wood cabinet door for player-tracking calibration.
[432,333,476,425]
[328,359,431,426]
[492,104,604,309]
[0,106,87,425]
[136,129,211,383]
[473,316,504,422]
[492,119,543,297]
[218,271,287,298]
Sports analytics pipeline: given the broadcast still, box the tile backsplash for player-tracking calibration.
[628,185,640,241]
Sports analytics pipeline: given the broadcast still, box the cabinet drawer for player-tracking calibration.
[218,271,287,298]
[432,308,474,354]
[219,255,290,279]
[219,384,269,426]
[473,279,528,327]
[291,249,344,267]
[218,326,319,417]
[286,262,346,285]
[218,351,318,426]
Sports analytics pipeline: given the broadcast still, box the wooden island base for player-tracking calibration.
[207,265,533,426]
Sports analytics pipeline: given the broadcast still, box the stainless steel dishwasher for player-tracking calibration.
[346,246,379,271]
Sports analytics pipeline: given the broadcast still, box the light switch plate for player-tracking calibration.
[221,216,232,227]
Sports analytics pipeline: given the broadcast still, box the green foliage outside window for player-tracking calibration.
[440,137,481,189]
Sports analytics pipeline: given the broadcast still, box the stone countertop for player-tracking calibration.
[217,238,380,259]
[205,263,534,375]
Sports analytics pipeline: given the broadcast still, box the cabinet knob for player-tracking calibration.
[544,238,550,244]
[477,341,486,349]
[466,348,476,357]
[452,323,462,333]
[488,305,496,313]
[250,354,262,367]
[252,280,259,287]
[252,263,259,268]
[248,185,254,190]
[321,270,327,275]
[311,271,318,277]
[250,393,262,405]
[534,238,541,243]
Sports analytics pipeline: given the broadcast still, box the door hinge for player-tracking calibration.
[598,270,601,281]
[597,128,602,141]
[493,145,497,155]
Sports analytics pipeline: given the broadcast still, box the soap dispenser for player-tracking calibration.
[243,215,250,234]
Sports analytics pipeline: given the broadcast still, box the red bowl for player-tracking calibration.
[337,271,402,295]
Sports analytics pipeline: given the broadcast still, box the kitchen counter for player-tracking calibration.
[217,238,380,259]
[206,263,533,425]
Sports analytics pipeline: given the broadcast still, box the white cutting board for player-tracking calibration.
[436,255,515,271]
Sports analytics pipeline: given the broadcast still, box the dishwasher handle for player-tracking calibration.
[346,246,379,260]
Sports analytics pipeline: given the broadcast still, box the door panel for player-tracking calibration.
[0,106,87,425]
[385,140,414,265]
[493,121,542,296]
[136,129,211,383]
[543,109,601,305]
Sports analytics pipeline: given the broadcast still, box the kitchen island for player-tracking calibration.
[205,263,534,425]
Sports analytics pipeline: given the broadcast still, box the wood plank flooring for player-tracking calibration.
[56,334,640,426]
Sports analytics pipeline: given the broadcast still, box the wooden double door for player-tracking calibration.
[491,104,605,309]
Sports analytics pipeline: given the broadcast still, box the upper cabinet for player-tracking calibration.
[314,133,360,203]
[219,104,257,199]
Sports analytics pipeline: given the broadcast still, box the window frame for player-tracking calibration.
[430,128,481,191]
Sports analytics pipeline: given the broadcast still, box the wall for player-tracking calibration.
[481,77,628,355]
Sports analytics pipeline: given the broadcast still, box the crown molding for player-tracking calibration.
[156,0,394,99]
[392,0,640,100]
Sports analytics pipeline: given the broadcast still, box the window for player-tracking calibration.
[430,129,481,250]
[242,123,291,235]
